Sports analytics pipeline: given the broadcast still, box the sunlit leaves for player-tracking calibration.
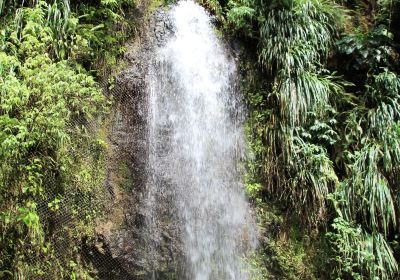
[17,202,43,245]
[226,1,255,37]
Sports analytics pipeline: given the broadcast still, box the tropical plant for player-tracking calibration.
[328,70,400,279]
[227,0,345,228]
[0,0,131,277]
[226,0,400,278]
[336,26,397,74]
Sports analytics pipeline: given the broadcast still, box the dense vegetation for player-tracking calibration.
[1,0,400,279]
[0,0,134,278]
[205,0,400,279]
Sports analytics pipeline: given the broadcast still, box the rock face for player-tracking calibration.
[91,8,180,280]
[90,5,250,279]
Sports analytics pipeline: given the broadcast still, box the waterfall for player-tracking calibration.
[145,1,257,279]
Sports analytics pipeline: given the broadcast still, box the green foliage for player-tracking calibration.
[244,191,332,280]
[258,0,341,74]
[328,217,398,280]
[243,251,270,280]
[0,0,133,278]
[336,26,397,72]
[328,70,400,279]
[226,1,255,36]
[286,135,337,227]
[225,0,400,278]
[75,0,134,73]
[277,71,346,126]
[229,0,345,229]
[3,0,134,69]
[245,182,263,200]
[343,142,397,234]
[198,0,224,20]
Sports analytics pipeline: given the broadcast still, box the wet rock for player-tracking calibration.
[92,6,181,279]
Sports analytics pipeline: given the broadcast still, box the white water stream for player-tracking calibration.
[145,1,257,279]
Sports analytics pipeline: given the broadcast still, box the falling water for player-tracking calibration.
[145,1,257,279]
